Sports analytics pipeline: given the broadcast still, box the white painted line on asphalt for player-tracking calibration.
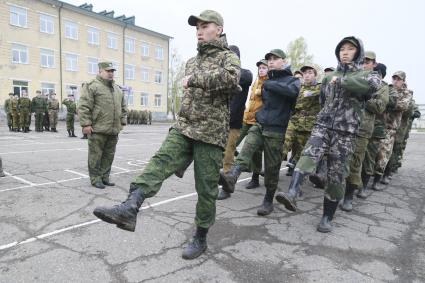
[0,169,267,251]
[64,169,89,178]
[112,165,130,172]
[3,171,35,186]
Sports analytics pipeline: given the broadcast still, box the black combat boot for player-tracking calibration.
[286,166,294,176]
[286,158,295,176]
[275,170,305,212]
[217,189,231,200]
[52,128,58,132]
[257,189,276,216]
[340,183,356,212]
[67,130,72,137]
[317,197,339,233]
[80,134,87,139]
[71,129,77,137]
[357,173,371,199]
[93,185,145,232]
[8,125,12,132]
[309,173,325,189]
[245,173,260,189]
[371,174,382,191]
[182,227,208,260]
[220,165,242,193]
[380,167,391,185]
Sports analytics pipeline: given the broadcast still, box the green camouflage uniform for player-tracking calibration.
[283,82,321,163]
[346,82,389,187]
[18,97,32,129]
[62,98,77,131]
[31,95,47,131]
[48,98,60,129]
[4,96,12,129]
[79,76,128,185]
[10,97,19,130]
[131,35,240,228]
[398,104,421,168]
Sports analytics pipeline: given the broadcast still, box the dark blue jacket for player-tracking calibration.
[256,67,300,133]
[229,68,253,129]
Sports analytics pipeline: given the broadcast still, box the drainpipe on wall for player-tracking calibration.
[58,2,64,104]
[122,23,127,86]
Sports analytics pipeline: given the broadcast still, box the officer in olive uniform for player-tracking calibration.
[48,93,60,132]
[4,93,13,131]
[93,10,240,260]
[31,91,47,132]
[10,94,20,132]
[62,95,77,137]
[18,91,32,133]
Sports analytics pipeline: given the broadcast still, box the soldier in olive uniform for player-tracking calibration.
[148,110,152,125]
[42,93,50,131]
[48,93,60,132]
[31,91,47,132]
[62,95,77,137]
[10,94,20,132]
[4,93,13,131]
[93,10,240,260]
[18,91,32,133]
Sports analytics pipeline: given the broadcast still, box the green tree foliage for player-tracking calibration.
[286,37,323,79]
[168,48,186,120]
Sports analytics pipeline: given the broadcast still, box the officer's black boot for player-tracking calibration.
[67,130,72,137]
[217,189,231,200]
[317,197,339,233]
[71,129,77,137]
[380,167,391,185]
[93,185,144,232]
[309,173,325,189]
[257,189,276,216]
[286,166,294,176]
[182,227,208,260]
[220,165,242,193]
[357,173,371,199]
[275,170,305,212]
[371,174,382,191]
[80,134,88,139]
[245,173,260,189]
[340,183,355,212]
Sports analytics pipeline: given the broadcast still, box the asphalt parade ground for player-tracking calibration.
[1,122,424,283]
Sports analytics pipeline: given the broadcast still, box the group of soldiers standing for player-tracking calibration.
[127,110,152,125]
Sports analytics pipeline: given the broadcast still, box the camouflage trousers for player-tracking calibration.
[11,111,19,129]
[373,129,396,176]
[296,126,356,201]
[49,110,58,129]
[66,113,75,130]
[19,110,30,128]
[43,111,50,128]
[235,123,262,174]
[88,133,119,185]
[284,129,311,164]
[6,113,12,127]
[363,136,381,176]
[132,128,222,229]
[346,136,369,188]
[282,122,295,161]
[387,126,409,173]
[223,129,240,173]
[235,124,283,191]
[35,112,44,131]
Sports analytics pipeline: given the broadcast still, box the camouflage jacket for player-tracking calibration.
[18,97,31,112]
[174,34,241,149]
[384,85,412,130]
[31,96,47,113]
[4,98,11,113]
[62,99,77,115]
[10,98,19,111]
[48,99,59,111]
[357,81,389,138]
[79,76,127,135]
[290,82,321,132]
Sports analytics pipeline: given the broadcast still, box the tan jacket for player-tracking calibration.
[243,75,267,125]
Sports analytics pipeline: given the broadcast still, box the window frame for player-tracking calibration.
[40,48,55,68]
[12,43,29,64]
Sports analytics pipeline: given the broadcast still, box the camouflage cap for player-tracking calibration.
[324,67,335,72]
[364,51,376,60]
[98,61,116,71]
[294,70,303,76]
[188,10,223,26]
[265,49,286,60]
[256,59,268,67]
[8,92,14,96]
[392,71,406,81]
[300,65,316,72]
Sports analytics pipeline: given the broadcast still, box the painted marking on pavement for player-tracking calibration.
[3,171,35,186]
[64,169,89,178]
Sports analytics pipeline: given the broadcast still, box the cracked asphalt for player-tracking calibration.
[1,122,424,283]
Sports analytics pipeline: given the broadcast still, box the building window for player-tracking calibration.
[141,93,148,106]
[65,21,78,40]
[40,14,54,34]
[154,71,162,84]
[40,49,54,68]
[154,94,162,107]
[125,37,135,53]
[107,33,118,49]
[13,80,28,97]
[12,44,28,64]
[41,83,55,95]
[65,54,78,71]
[141,68,149,82]
[126,90,134,106]
[87,57,98,74]
[87,27,99,45]
[10,6,27,28]
[125,64,135,80]
[141,43,149,57]
[155,47,164,60]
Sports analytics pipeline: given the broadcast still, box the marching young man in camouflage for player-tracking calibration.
[48,93,59,132]
[282,65,321,177]
[62,95,77,137]
[78,62,127,189]
[275,37,381,232]
[365,71,412,191]
[340,53,389,211]
[4,93,13,131]
[93,10,240,260]
[18,91,32,133]
[220,48,300,216]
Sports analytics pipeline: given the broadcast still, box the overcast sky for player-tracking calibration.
[69,0,425,104]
